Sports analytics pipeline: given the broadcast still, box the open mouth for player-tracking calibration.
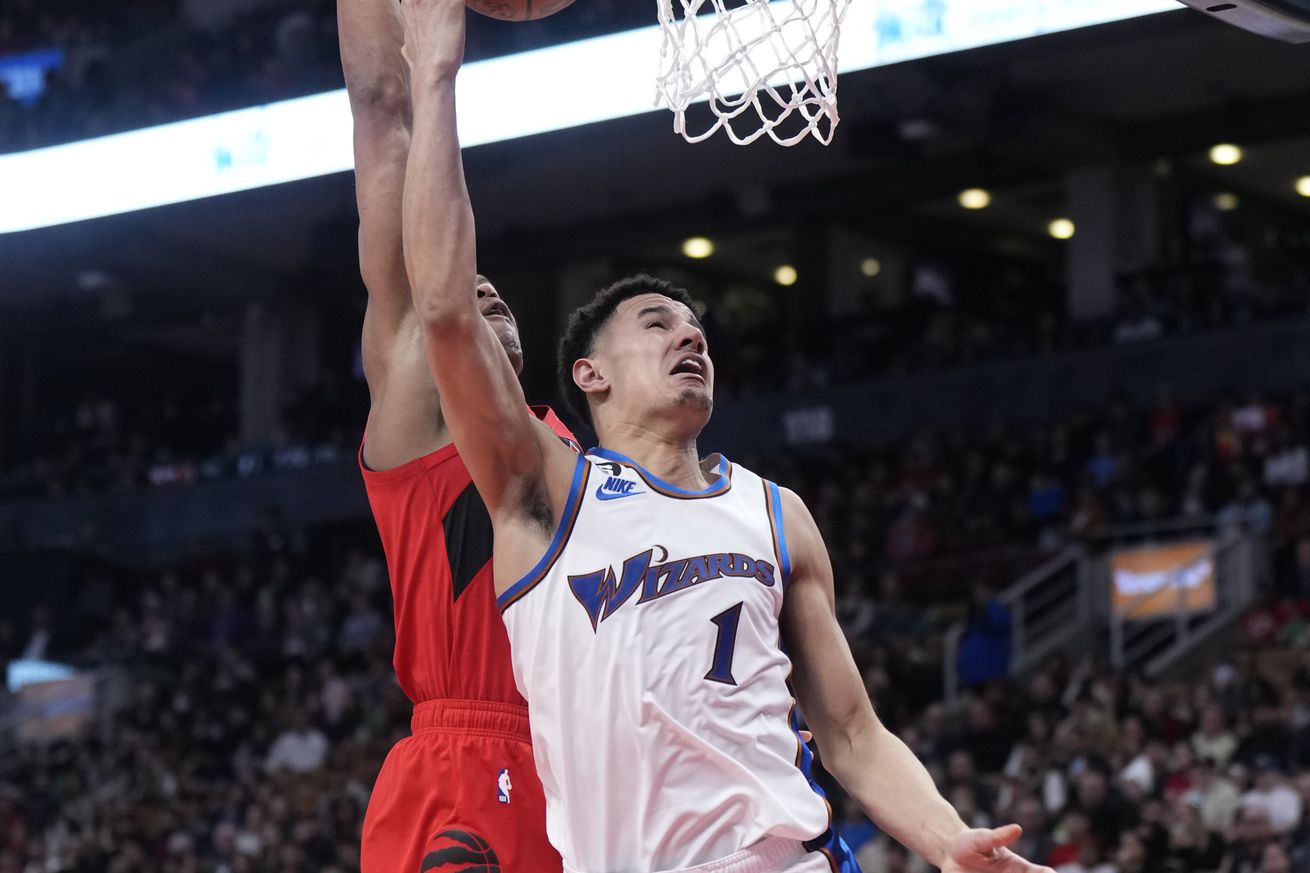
[669,355,706,383]
[481,301,512,321]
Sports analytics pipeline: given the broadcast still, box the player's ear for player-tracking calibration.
[573,357,608,399]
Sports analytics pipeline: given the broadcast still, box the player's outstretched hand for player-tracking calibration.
[941,824,1057,873]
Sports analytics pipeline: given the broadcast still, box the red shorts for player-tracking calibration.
[362,699,562,873]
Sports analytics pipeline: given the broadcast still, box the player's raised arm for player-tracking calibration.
[399,0,562,517]
[778,488,1057,873]
[339,0,446,469]
[340,0,410,339]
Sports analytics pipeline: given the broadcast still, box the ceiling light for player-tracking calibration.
[860,257,882,278]
[1209,144,1243,166]
[1048,218,1076,240]
[1297,176,1310,198]
[682,236,714,259]
[1213,192,1240,211]
[774,265,798,287]
[958,188,991,210]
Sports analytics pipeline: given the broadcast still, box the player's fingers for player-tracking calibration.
[981,823,1022,850]
[799,730,813,743]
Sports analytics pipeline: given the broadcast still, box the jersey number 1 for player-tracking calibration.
[705,602,743,685]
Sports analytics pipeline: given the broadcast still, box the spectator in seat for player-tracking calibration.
[1192,756,1243,834]
[957,582,1012,688]
[946,748,998,816]
[1258,841,1292,873]
[264,707,328,774]
[1221,805,1276,873]
[1009,795,1054,867]
[1264,427,1309,489]
[1165,795,1224,871]
[1241,759,1303,835]
[1048,811,1091,868]
[1219,478,1274,536]
[1195,703,1241,770]
[1053,833,1114,873]
[1113,830,1149,873]
[1236,704,1294,773]
[1068,769,1136,849]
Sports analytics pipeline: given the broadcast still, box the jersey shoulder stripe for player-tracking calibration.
[762,480,792,587]
[496,454,591,612]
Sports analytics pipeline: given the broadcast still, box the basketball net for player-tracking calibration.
[655,0,853,146]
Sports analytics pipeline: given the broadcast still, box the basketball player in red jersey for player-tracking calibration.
[338,2,574,871]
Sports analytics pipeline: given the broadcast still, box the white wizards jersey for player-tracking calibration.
[498,448,836,873]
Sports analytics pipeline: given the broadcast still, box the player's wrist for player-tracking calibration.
[935,821,977,869]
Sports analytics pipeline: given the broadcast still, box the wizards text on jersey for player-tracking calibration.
[568,545,776,631]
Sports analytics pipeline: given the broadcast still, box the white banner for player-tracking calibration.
[0,0,1178,234]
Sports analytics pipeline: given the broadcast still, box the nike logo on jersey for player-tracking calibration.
[595,476,644,501]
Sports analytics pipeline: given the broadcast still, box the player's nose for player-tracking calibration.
[676,323,706,354]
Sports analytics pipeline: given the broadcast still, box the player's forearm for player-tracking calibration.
[825,718,967,868]
[339,0,409,122]
[340,0,413,323]
[402,17,477,328]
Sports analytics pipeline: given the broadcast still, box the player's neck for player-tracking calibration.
[596,424,710,491]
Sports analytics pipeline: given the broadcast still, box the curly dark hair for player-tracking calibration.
[556,273,703,430]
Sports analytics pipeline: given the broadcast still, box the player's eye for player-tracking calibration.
[646,320,667,330]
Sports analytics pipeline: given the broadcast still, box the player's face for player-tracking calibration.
[590,293,714,431]
[477,276,523,376]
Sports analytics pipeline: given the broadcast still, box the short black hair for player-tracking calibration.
[556,273,702,429]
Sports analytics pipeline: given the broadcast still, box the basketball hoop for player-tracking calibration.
[655,0,854,146]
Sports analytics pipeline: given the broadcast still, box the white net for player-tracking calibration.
[655,0,854,146]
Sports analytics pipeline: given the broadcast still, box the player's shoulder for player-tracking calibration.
[778,486,818,524]
[530,404,582,452]
[360,438,471,504]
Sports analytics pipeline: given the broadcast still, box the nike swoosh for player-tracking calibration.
[595,486,645,501]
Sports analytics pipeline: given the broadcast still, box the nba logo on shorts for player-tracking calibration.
[497,768,511,804]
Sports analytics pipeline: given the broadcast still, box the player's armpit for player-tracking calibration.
[416,303,578,537]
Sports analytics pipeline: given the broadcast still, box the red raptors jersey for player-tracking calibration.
[361,406,579,704]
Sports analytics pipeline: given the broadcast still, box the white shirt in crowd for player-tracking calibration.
[1265,445,1309,488]
[264,727,329,774]
[1241,784,1303,834]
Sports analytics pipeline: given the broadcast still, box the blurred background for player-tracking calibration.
[3,1,1310,871]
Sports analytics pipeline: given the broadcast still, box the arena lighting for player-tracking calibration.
[682,236,715,258]
[774,265,799,286]
[1209,143,1244,166]
[0,0,1179,234]
[1213,192,1241,211]
[958,188,992,210]
[860,257,882,277]
[1048,218,1076,239]
[1297,176,1310,197]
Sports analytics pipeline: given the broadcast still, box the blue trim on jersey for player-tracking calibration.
[781,633,863,873]
[497,454,590,612]
[790,704,863,872]
[766,481,793,588]
[587,447,731,499]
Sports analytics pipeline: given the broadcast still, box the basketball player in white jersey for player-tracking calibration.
[399,1,1057,871]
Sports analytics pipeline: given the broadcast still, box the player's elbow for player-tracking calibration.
[345,72,410,121]
[414,288,476,337]
[816,705,884,766]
